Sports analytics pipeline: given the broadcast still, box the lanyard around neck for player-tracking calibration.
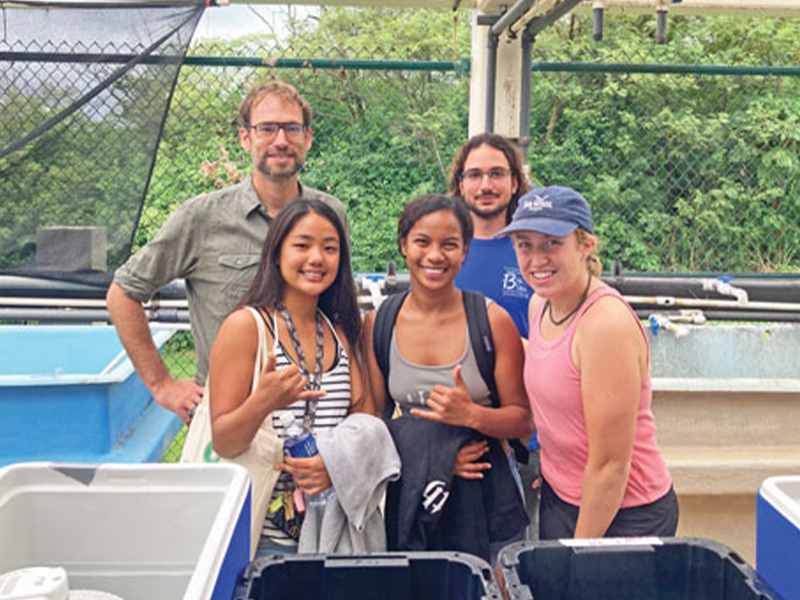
[275,302,324,430]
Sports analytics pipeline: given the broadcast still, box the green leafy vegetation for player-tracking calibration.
[4,8,798,275]
[142,9,800,274]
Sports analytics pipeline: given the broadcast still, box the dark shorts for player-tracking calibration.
[539,478,679,540]
[516,447,541,540]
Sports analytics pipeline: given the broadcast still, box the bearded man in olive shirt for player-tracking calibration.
[107,80,349,424]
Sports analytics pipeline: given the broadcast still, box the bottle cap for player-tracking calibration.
[277,412,295,429]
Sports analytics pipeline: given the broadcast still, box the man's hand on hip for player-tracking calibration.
[153,377,204,425]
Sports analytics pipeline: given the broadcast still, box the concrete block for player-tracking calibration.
[36,226,107,271]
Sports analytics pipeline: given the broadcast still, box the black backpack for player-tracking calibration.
[372,289,529,464]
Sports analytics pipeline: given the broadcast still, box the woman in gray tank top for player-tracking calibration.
[364,194,533,561]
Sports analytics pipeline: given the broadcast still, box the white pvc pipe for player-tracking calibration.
[4,293,798,311]
[648,314,690,337]
[147,323,192,330]
[507,0,560,36]
[701,279,749,304]
[0,296,188,309]
[626,295,800,311]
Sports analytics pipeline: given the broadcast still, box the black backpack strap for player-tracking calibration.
[462,290,530,465]
[372,291,409,420]
[463,290,498,407]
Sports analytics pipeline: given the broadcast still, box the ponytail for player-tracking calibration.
[575,228,602,276]
[587,254,603,277]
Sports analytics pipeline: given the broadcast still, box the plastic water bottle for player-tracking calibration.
[278,412,334,508]
[280,412,318,459]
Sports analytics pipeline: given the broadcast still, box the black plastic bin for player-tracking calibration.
[234,552,501,600]
[499,538,783,600]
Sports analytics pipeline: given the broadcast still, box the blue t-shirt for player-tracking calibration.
[455,237,532,339]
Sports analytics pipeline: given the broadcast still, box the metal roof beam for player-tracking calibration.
[517,0,582,37]
[573,0,800,18]
[490,0,536,35]
[488,0,583,39]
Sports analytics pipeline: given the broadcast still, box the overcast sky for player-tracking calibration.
[193,4,318,41]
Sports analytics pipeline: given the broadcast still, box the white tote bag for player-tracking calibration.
[181,306,283,559]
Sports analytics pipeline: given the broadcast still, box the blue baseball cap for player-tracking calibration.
[496,186,594,238]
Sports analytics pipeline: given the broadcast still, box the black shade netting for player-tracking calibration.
[0,0,204,284]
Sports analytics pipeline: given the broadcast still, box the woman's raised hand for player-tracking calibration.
[256,352,326,411]
[410,365,476,428]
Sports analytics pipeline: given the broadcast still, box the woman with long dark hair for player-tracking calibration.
[208,198,369,556]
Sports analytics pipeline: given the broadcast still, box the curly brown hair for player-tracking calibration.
[447,133,530,224]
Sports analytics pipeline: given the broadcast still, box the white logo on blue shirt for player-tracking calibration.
[502,268,530,298]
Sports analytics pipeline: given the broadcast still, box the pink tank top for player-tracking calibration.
[525,286,672,508]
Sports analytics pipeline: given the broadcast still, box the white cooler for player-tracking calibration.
[0,463,250,600]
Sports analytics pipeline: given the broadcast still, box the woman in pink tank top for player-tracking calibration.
[497,186,678,540]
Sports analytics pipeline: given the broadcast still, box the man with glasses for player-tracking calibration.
[107,80,349,423]
[447,133,540,537]
[448,133,532,338]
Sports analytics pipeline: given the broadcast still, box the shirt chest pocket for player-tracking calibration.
[219,253,261,309]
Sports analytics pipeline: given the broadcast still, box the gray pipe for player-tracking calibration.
[0,307,190,324]
[491,0,536,36]
[0,308,113,323]
[593,6,604,41]
[656,8,668,43]
[0,275,107,298]
[375,272,800,305]
[609,276,800,304]
[519,31,534,162]
[1,273,798,307]
[484,31,499,133]
[0,275,186,299]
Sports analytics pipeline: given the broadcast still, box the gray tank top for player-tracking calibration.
[388,317,491,416]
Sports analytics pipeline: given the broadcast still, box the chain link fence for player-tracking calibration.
[2,6,798,462]
[138,62,470,276]
[526,63,800,274]
[153,10,800,461]
[138,10,800,279]
[0,2,203,275]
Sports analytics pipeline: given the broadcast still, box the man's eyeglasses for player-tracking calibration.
[246,121,306,140]
[462,167,511,183]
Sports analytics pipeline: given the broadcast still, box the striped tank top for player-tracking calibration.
[260,309,352,545]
